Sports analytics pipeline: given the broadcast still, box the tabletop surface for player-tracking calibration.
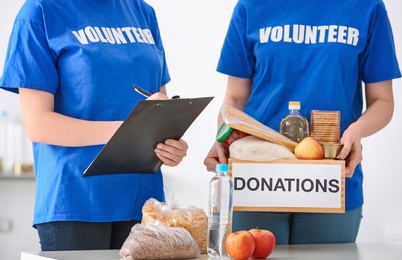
[21,241,402,260]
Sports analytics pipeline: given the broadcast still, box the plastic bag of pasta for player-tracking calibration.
[141,186,208,254]
[119,222,200,259]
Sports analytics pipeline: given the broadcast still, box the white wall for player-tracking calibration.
[0,1,38,260]
[0,0,401,259]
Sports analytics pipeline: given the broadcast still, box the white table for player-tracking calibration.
[21,242,402,260]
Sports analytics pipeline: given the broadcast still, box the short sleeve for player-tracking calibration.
[216,2,255,78]
[359,2,401,83]
[152,15,170,86]
[0,16,59,93]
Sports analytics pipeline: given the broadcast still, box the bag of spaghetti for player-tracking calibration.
[141,185,208,254]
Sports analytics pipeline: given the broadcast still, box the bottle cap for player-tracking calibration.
[216,123,233,142]
[289,101,301,110]
[216,164,229,172]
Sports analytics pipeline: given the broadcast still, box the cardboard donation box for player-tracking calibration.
[229,159,345,213]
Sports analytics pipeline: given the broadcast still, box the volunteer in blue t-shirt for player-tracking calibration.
[0,0,188,251]
[204,0,401,244]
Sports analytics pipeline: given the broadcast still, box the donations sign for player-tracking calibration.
[229,159,345,213]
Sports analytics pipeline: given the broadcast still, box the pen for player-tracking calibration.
[132,85,152,98]
[132,84,181,99]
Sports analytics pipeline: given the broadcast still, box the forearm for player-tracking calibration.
[24,111,121,147]
[348,102,393,139]
[348,80,394,139]
[204,76,251,170]
[19,88,122,147]
[217,76,251,128]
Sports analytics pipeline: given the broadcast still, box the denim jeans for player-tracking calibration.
[36,220,141,251]
[233,207,362,245]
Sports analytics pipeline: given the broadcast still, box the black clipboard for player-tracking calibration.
[83,96,213,176]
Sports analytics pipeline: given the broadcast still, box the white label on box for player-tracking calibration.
[232,162,343,209]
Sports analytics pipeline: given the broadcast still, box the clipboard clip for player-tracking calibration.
[132,85,180,99]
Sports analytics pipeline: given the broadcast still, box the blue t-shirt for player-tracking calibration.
[0,0,169,225]
[217,0,401,210]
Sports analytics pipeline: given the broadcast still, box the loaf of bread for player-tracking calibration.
[229,135,297,161]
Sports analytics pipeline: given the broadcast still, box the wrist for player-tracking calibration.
[346,122,363,139]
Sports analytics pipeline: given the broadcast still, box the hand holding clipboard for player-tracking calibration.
[84,86,213,176]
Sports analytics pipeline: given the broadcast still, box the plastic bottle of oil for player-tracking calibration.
[280,101,309,143]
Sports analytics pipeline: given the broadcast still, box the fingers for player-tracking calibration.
[339,139,363,178]
[204,142,229,172]
[345,157,358,178]
[147,92,168,100]
[204,152,228,172]
[155,139,188,167]
[344,146,363,178]
[204,158,218,172]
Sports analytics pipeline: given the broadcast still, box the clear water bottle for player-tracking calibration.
[207,164,233,258]
[280,101,309,143]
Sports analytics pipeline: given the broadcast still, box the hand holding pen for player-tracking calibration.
[133,85,180,99]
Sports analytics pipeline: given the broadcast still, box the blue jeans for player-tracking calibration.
[233,207,362,245]
[36,220,141,251]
